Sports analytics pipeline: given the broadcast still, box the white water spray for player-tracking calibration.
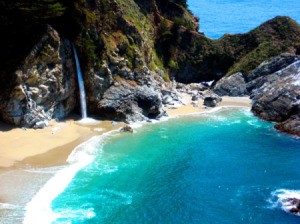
[73,45,87,119]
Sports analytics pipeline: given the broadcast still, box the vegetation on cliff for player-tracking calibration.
[1,0,300,87]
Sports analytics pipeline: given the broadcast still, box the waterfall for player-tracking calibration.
[73,45,87,119]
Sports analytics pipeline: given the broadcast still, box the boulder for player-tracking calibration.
[97,81,162,123]
[188,83,208,92]
[275,115,300,136]
[120,125,133,133]
[203,92,222,107]
[136,86,162,118]
[213,72,248,96]
[162,95,173,105]
[283,198,300,215]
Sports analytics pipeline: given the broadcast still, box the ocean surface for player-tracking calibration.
[188,0,300,39]
[24,108,300,223]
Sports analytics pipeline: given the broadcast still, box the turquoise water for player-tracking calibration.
[188,0,300,39]
[44,109,300,223]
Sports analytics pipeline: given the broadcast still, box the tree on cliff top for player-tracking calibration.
[174,0,187,8]
[16,0,66,19]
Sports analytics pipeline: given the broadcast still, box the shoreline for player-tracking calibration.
[0,96,251,223]
[0,96,251,169]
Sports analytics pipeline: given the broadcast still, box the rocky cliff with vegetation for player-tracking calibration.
[214,54,300,136]
[0,0,299,134]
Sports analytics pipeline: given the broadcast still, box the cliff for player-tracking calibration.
[0,0,299,130]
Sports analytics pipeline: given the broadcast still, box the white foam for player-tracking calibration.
[76,117,101,126]
[98,189,133,205]
[0,203,20,210]
[247,120,262,128]
[23,136,102,224]
[201,80,215,86]
[54,207,96,221]
[269,189,300,215]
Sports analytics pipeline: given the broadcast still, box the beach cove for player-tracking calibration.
[0,0,300,223]
[0,97,250,223]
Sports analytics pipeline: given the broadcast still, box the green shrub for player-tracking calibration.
[162,71,171,82]
[168,60,178,70]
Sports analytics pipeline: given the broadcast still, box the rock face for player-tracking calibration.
[0,26,76,128]
[250,57,300,135]
[213,72,248,96]
[96,80,163,123]
[214,54,300,136]
[275,115,300,136]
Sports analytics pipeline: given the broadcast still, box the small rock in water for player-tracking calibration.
[284,198,300,214]
[271,189,300,216]
[120,125,133,133]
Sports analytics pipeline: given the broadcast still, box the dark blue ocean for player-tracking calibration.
[188,0,300,39]
[24,109,300,223]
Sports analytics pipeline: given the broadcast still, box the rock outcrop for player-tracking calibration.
[203,92,222,107]
[120,125,134,133]
[0,26,76,128]
[214,54,300,136]
[250,57,300,135]
[213,72,248,96]
[275,115,300,136]
[96,80,163,123]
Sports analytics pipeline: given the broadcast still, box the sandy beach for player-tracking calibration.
[0,96,251,222]
[0,116,125,168]
[0,96,251,169]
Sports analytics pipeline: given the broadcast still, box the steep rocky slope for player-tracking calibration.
[0,0,299,128]
[0,26,76,128]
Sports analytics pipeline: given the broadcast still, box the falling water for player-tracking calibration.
[73,45,87,119]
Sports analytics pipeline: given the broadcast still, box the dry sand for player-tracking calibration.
[0,116,125,168]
